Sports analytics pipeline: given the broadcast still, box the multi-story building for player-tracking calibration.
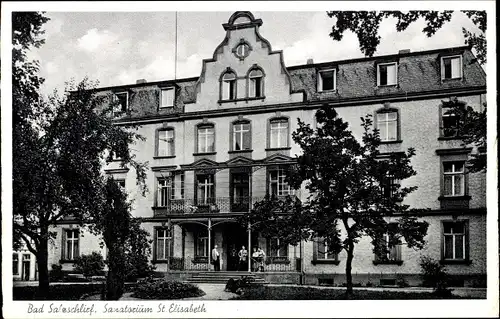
[45,11,486,287]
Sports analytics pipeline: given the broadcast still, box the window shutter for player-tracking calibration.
[75,230,80,258]
[395,245,402,261]
[153,228,157,261]
[61,230,67,260]
[464,220,470,261]
[312,237,318,261]
[318,72,323,91]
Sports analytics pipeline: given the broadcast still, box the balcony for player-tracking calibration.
[153,196,297,217]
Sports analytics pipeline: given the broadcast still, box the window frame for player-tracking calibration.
[13,253,19,275]
[440,104,460,138]
[373,231,403,265]
[268,117,290,149]
[156,128,175,158]
[317,69,337,92]
[377,62,398,86]
[153,227,173,262]
[374,107,401,143]
[195,173,215,205]
[196,124,216,154]
[441,55,463,80]
[231,120,252,151]
[220,70,238,101]
[194,230,209,258]
[160,87,175,109]
[442,161,466,197]
[113,91,129,114]
[247,67,265,99]
[267,165,294,197]
[312,237,340,265]
[61,228,80,262]
[441,220,470,264]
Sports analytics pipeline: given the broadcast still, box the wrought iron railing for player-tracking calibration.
[153,196,297,216]
[160,256,301,272]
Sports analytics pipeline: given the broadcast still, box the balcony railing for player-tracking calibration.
[153,196,297,216]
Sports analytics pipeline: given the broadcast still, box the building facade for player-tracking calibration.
[45,11,486,287]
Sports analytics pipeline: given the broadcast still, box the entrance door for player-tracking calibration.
[224,224,247,271]
[231,173,249,212]
[22,254,31,281]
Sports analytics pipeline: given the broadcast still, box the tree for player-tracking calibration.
[442,97,486,173]
[326,11,487,65]
[243,106,429,296]
[123,219,155,282]
[12,11,147,297]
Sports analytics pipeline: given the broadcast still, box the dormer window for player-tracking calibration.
[248,69,264,98]
[441,55,462,80]
[160,88,175,109]
[377,62,398,86]
[221,71,237,100]
[318,69,336,92]
[113,92,128,114]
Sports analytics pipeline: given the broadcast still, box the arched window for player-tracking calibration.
[248,68,264,98]
[221,71,237,100]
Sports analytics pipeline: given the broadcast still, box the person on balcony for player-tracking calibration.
[238,245,248,271]
[212,245,220,271]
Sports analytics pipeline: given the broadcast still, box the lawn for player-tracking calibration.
[13,283,106,300]
[231,286,469,300]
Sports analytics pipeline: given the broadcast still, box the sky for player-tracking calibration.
[27,10,483,96]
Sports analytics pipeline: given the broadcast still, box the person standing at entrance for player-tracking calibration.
[238,246,248,271]
[212,245,220,271]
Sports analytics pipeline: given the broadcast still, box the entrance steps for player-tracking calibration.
[185,271,268,284]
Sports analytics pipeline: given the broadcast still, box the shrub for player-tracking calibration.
[49,264,64,282]
[73,252,105,278]
[13,284,104,300]
[419,255,453,297]
[124,221,155,282]
[132,277,205,299]
[365,281,373,287]
[396,274,410,288]
[225,276,258,294]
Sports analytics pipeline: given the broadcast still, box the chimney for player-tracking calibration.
[306,58,314,65]
[398,49,411,54]
[136,79,147,84]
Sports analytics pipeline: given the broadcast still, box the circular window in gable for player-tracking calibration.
[233,41,252,60]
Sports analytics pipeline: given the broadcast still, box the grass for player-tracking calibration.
[230,286,469,300]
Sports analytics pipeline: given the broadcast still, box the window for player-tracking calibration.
[231,173,250,211]
[376,111,398,142]
[157,177,174,207]
[441,106,459,137]
[268,238,288,257]
[160,88,175,108]
[248,69,264,98]
[269,118,289,148]
[317,240,337,260]
[155,228,171,260]
[377,63,398,86]
[443,161,465,196]
[234,43,251,60]
[64,229,79,261]
[221,71,237,100]
[195,231,209,258]
[233,121,251,151]
[158,129,175,157]
[381,172,400,199]
[13,254,19,275]
[197,125,215,153]
[269,166,293,196]
[443,221,467,260]
[441,56,462,80]
[318,69,336,92]
[196,174,215,205]
[115,179,126,191]
[113,92,128,114]
[374,233,402,263]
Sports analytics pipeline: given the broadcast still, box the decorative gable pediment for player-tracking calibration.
[185,11,304,112]
[263,153,295,164]
[226,156,255,167]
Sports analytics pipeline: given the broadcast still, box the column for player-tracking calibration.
[208,218,212,271]
[248,222,251,272]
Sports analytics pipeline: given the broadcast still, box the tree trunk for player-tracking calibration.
[36,234,50,299]
[345,240,355,297]
[105,246,126,300]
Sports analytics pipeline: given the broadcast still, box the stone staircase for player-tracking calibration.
[185,271,267,284]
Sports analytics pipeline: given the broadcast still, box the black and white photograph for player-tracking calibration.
[1,1,497,318]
